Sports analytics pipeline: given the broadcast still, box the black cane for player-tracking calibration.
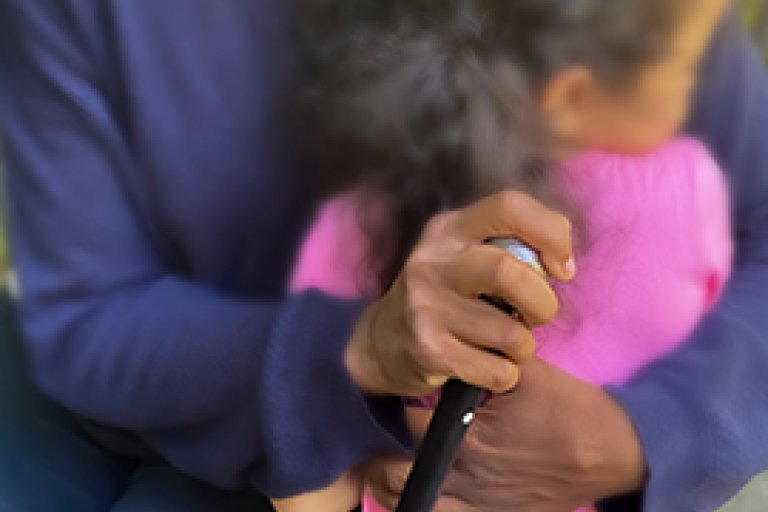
[394,238,546,512]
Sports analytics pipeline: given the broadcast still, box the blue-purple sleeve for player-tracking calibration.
[605,14,768,512]
[0,0,408,498]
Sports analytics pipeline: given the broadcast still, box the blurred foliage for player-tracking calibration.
[742,0,768,60]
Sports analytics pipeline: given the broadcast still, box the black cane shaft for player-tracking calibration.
[394,379,484,512]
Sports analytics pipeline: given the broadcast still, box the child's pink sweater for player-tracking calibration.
[289,137,733,510]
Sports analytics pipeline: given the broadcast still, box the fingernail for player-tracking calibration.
[507,364,521,389]
[563,257,576,279]
[426,375,448,388]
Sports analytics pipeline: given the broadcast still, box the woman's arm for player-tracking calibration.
[606,12,768,511]
[0,0,409,498]
[0,1,573,502]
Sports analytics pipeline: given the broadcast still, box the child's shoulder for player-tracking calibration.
[655,136,721,176]
[289,190,383,298]
[562,136,726,206]
[565,136,719,177]
[655,137,729,215]
[658,135,714,159]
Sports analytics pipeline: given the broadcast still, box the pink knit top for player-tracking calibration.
[289,137,733,511]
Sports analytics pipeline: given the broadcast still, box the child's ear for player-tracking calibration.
[539,66,596,144]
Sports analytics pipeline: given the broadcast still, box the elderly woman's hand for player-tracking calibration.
[345,191,575,398]
[367,358,648,512]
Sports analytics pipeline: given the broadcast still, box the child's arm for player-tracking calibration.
[272,468,364,512]
[361,406,434,512]
[284,193,403,512]
[279,194,381,512]
[274,408,433,512]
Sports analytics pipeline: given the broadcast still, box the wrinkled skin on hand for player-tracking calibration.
[368,359,647,512]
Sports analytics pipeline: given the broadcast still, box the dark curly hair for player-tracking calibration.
[296,0,692,290]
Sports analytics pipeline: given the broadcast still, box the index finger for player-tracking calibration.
[451,190,575,281]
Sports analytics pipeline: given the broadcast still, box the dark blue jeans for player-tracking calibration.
[0,295,274,512]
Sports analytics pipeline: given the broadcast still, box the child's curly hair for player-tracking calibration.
[297,0,692,290]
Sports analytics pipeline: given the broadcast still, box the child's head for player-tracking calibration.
[534,0,730,155]
[300,0,729,286]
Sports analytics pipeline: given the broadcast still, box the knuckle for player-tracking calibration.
[498,188,526,206]
[570,442,603,474]
[409,305,438,337]
[501,324,535,360]
[403,258,429,288]
[500,321,523,347]
[423,211,454,240]
[409,308,443,366]
[498,189,527,218]
[403,268,434,309]
[492,253,523,290]
[488,372,506,392]
[488,362,515,391]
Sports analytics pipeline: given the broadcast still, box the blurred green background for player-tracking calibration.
[742,0,768,59]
